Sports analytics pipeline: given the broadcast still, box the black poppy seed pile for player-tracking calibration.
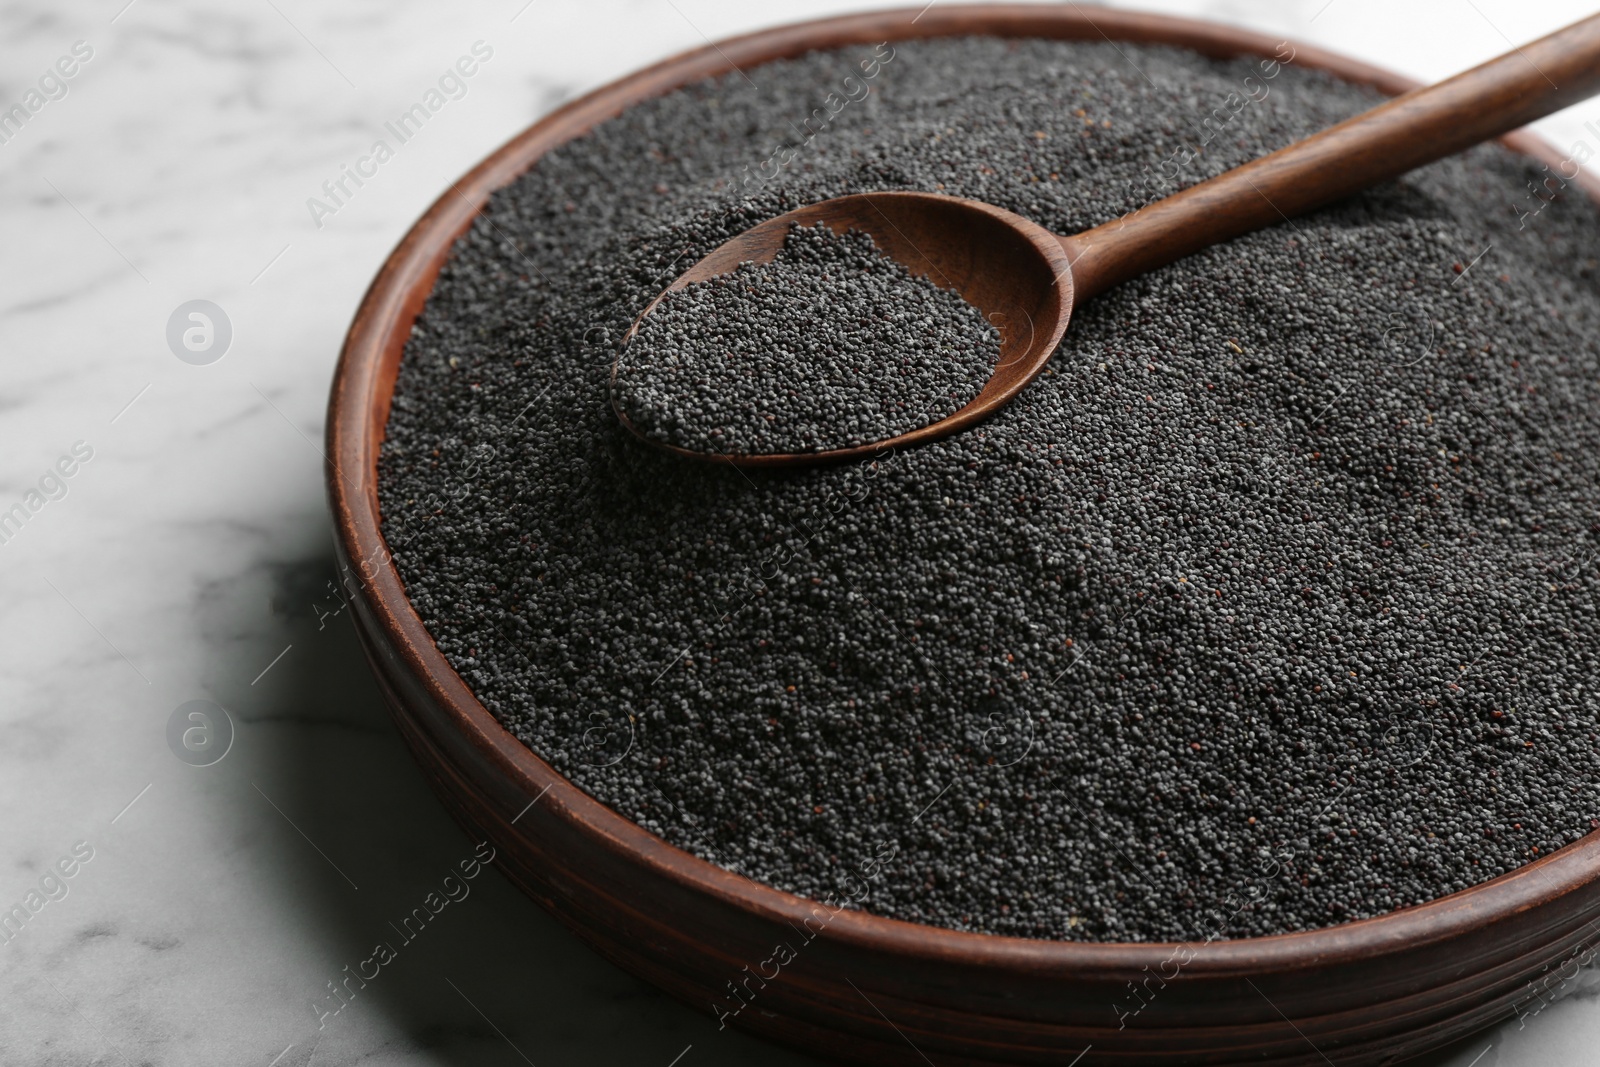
[612,222,1001,454]
[378,36,1600,943]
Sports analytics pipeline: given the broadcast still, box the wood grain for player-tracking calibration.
[327,7,1600,1064]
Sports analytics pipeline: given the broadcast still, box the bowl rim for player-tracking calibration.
[327,2,1600,978]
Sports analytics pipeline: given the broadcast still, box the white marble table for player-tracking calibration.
[2,1,1597,1064]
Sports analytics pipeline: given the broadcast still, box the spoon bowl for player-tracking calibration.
[612,192,1076,466]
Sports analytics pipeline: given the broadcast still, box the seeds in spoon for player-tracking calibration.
[611,222,1001,455]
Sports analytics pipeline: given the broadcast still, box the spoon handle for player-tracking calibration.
[1060,14,1600,302]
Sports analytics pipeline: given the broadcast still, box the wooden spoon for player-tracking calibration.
[613,14,1600,468]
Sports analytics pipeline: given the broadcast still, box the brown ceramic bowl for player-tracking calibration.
[326,6,1600,1064]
